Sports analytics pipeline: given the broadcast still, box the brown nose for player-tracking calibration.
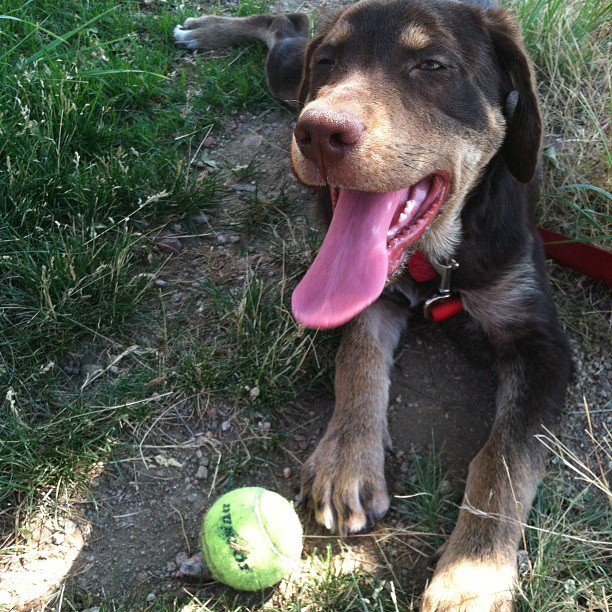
[294,108,364,166]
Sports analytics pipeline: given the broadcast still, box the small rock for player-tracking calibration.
[154,279,167,287]
[146,375,166,389]
[187,493,198,503]
[154,455,183,469]
[177,552,208,581]
[216,234,227,245]
[172,223,183,232]
[283,467,292,478]
[221,420,231,431]
[229,235,240,244]
[166,561,177,572]
[242,134,262,148]
[231,183,257,194]
[195,465,209,480]
[395,395,402,403]
[146,593,156,603]
[52,532,65,545]
[203,136,215,147]
[249,386,260,400]
[156,237,182,253]
[176,551,189,566]
[109,365,120,375]
[259,421,271,431]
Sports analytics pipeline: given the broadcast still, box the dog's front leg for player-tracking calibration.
[301,297,407,534]
[422,326,571,611]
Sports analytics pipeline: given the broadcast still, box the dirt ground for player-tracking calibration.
[2,5,610,609]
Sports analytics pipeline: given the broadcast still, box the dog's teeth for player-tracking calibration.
[399,213,407,222]
[404,199,418,216]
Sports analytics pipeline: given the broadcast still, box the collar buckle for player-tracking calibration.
[424,259,459,319]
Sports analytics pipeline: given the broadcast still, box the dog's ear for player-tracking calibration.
[486,9,542,183]
[297,35,325,111]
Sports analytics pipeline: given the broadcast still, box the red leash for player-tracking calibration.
[409,230,612,322]
[538,228,612,286]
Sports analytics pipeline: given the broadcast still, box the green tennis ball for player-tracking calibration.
[201,487,303,591]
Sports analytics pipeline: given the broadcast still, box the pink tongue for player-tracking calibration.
[292,188,409,329]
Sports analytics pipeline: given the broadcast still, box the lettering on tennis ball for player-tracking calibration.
[219,503,251,573]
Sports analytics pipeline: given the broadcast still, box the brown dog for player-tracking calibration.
[175,2,571,609]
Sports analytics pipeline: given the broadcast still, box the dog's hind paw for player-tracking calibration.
[173,22,201,50]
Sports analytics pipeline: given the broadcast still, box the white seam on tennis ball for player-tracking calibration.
[254,489,293,562]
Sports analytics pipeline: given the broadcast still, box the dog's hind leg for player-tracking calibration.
[174,13,310,105]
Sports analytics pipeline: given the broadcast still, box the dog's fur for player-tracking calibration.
[175,2,571,608]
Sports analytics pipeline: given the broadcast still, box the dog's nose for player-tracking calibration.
[294,109,364,165]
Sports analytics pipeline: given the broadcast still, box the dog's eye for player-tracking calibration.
[317,58,335,68]
[415,60,445,71]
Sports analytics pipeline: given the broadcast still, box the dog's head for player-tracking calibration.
[290,0,541,329]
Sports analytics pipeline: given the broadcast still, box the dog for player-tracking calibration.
[174,1,571,608]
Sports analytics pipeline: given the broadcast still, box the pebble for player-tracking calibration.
[177,552,206,580]
[195,465,209,480]
[52,532,65,545]
[166,561,177,572]
[283,467,292,478]
[175,551,189,566]
[221,420,231,431]
[249,386,260,399]
[154,279,167,287]
[242,134,262,148]
[146,593,155,603]
[203,136,215,147]
[216,235,227,245]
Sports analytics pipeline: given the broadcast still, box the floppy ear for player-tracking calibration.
[296,35,324,111]
[486,9,542,183]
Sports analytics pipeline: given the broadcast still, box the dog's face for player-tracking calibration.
[290,0,541,329]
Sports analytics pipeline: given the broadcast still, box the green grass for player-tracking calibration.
[511,0,612,245]
[173,267,327,409]
[0,0,271,509]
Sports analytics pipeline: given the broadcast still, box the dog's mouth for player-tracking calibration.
[292,171,450,329]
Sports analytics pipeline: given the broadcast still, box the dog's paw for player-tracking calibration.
[421,558,516,611]
[173,17,211,49]
[300,432,389,534]
[173,24,199,49]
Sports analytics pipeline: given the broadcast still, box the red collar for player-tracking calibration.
[408,250,463,322]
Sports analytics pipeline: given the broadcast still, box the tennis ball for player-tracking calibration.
[201,487,303,591]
